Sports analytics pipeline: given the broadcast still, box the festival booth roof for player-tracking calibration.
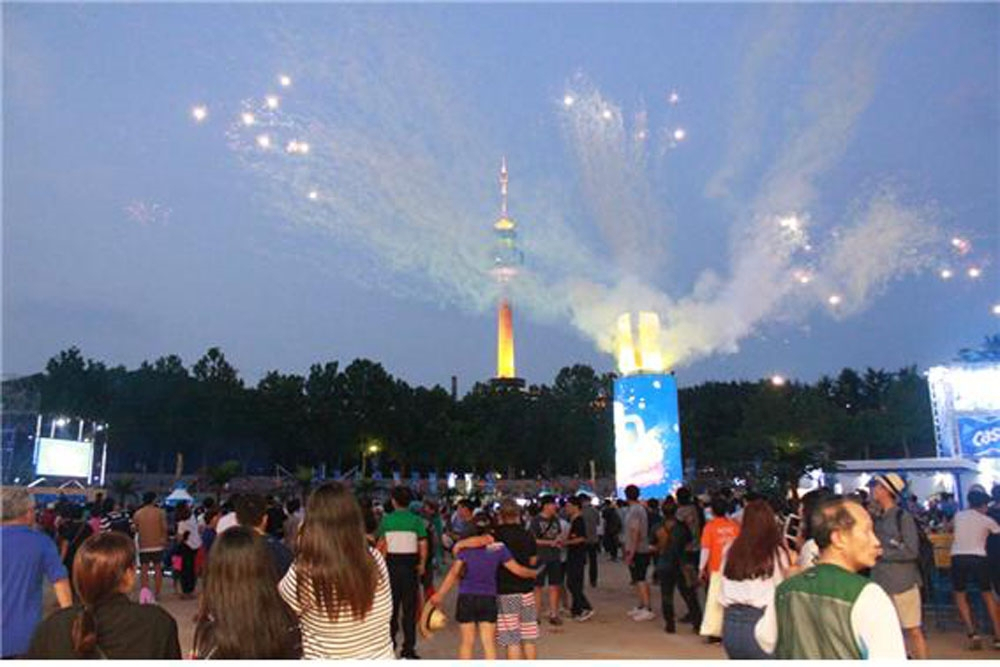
[164,486,194,506]
[820,457,993,508]
[832,458,979,473]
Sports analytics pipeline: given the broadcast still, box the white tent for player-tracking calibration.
[164,486,194,506]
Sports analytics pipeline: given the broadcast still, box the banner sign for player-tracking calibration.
[958,415,1000,458]
[614,374,684,499]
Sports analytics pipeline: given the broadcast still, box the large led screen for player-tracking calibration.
[34,437,94,478]
[614,374,683,500]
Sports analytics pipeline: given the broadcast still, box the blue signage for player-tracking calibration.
[614,374,684,500]
[958,416,1000,458]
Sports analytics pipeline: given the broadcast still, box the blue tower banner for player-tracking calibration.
[614,374,684,499]
[958,415,1000,458]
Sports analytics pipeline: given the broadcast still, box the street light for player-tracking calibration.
[362,441,382,478]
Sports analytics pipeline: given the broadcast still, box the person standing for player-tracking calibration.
[174,502,202,598]
[279,482,394,659]
[699,496,741,640]
[758,497,906,659]
[236,493,294,577]
[376,486,428,660]
[530,496,565,626]
[133,491,168,601]
[57,504,92,579]
[192,527,301,658]
[493,499,540,659]
[265,495,287,540]
[564,497,595,621]
[27,532,181,659]
[98,498,134,537]
[579,495,601,587]
[718,500,795,658]
[869,473,927,659]
[1,487,73,658]
[653,504,701,634]
[283,497,303,552]
[601,501,621,561]
[950,488,1000,650]
[431,515,537,660]
[988,486,1000,605]
[623,485,655,621]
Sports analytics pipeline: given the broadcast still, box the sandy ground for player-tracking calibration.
[44,556,994,659]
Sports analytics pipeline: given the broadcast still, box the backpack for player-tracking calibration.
[895,509,935,591]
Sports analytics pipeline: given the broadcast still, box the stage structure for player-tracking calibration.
[490,157,526,390]
[613,312,684,499]
[30,415,109,488]
[928,362,1000,459]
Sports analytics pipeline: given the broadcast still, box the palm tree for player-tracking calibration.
[109,476,138,506]
[207,460,242,502]
[957,334,1000,363]
[294,465,315,500]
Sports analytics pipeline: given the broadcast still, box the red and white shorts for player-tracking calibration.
[497,593,539,646]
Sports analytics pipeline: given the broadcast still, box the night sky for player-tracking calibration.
[4,4,998,391]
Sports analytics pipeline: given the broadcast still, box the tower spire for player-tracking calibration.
[500,156,509,217]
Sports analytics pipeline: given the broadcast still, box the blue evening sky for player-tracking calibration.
[3,4,997,391]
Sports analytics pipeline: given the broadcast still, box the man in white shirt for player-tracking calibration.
[950,488,1000,649]
[215,494,241,534]
[759,497,906,659]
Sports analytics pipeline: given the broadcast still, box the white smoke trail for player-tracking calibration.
[558,6,936,369]
[558,75,667,276]
[218,8,943,372]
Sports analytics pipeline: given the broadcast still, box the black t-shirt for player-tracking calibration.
[27,594,181,659]
[567,516,588,564]
[266,506,287,538]
[59,520,93,572]
[494,524,538,595]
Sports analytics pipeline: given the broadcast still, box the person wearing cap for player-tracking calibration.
[950,488,1000,650]
[758,496,906,659]
[869,473,927,659]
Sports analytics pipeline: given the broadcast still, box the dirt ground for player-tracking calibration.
[44,556,994,659]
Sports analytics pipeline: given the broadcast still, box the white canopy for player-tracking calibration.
[164,486,194,505]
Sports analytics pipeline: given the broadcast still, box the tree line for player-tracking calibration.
[0,346,950,486]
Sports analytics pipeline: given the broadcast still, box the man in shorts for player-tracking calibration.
[133,491,168,601]
[431,514,537,659]
[494,499,540,658]
[530,496,564,626]
[950,488,1000,650]
[870,473,927,659]
[623,485,655,621]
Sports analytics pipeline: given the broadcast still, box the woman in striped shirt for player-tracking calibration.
[279,482,394,659]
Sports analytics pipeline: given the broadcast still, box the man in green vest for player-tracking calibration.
[758,496,906,659]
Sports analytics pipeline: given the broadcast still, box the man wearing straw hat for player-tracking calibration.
[870,473,926,659]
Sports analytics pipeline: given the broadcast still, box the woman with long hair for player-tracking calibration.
[718,499,797,659]
[192,526,301,659]
[27,532,180,659]
[278,482,394,659]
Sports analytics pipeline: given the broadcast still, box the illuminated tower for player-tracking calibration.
[491,157,525,389]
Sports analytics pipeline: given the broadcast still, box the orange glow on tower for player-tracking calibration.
[497,299,515,379]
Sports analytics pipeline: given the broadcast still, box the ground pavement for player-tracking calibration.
[43,556,993,659]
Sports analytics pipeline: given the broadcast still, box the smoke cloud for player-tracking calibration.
[226,8,942,371]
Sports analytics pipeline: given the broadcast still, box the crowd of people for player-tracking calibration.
[2,476,1000,660]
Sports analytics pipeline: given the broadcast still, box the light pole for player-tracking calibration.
[362,442,382,478]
